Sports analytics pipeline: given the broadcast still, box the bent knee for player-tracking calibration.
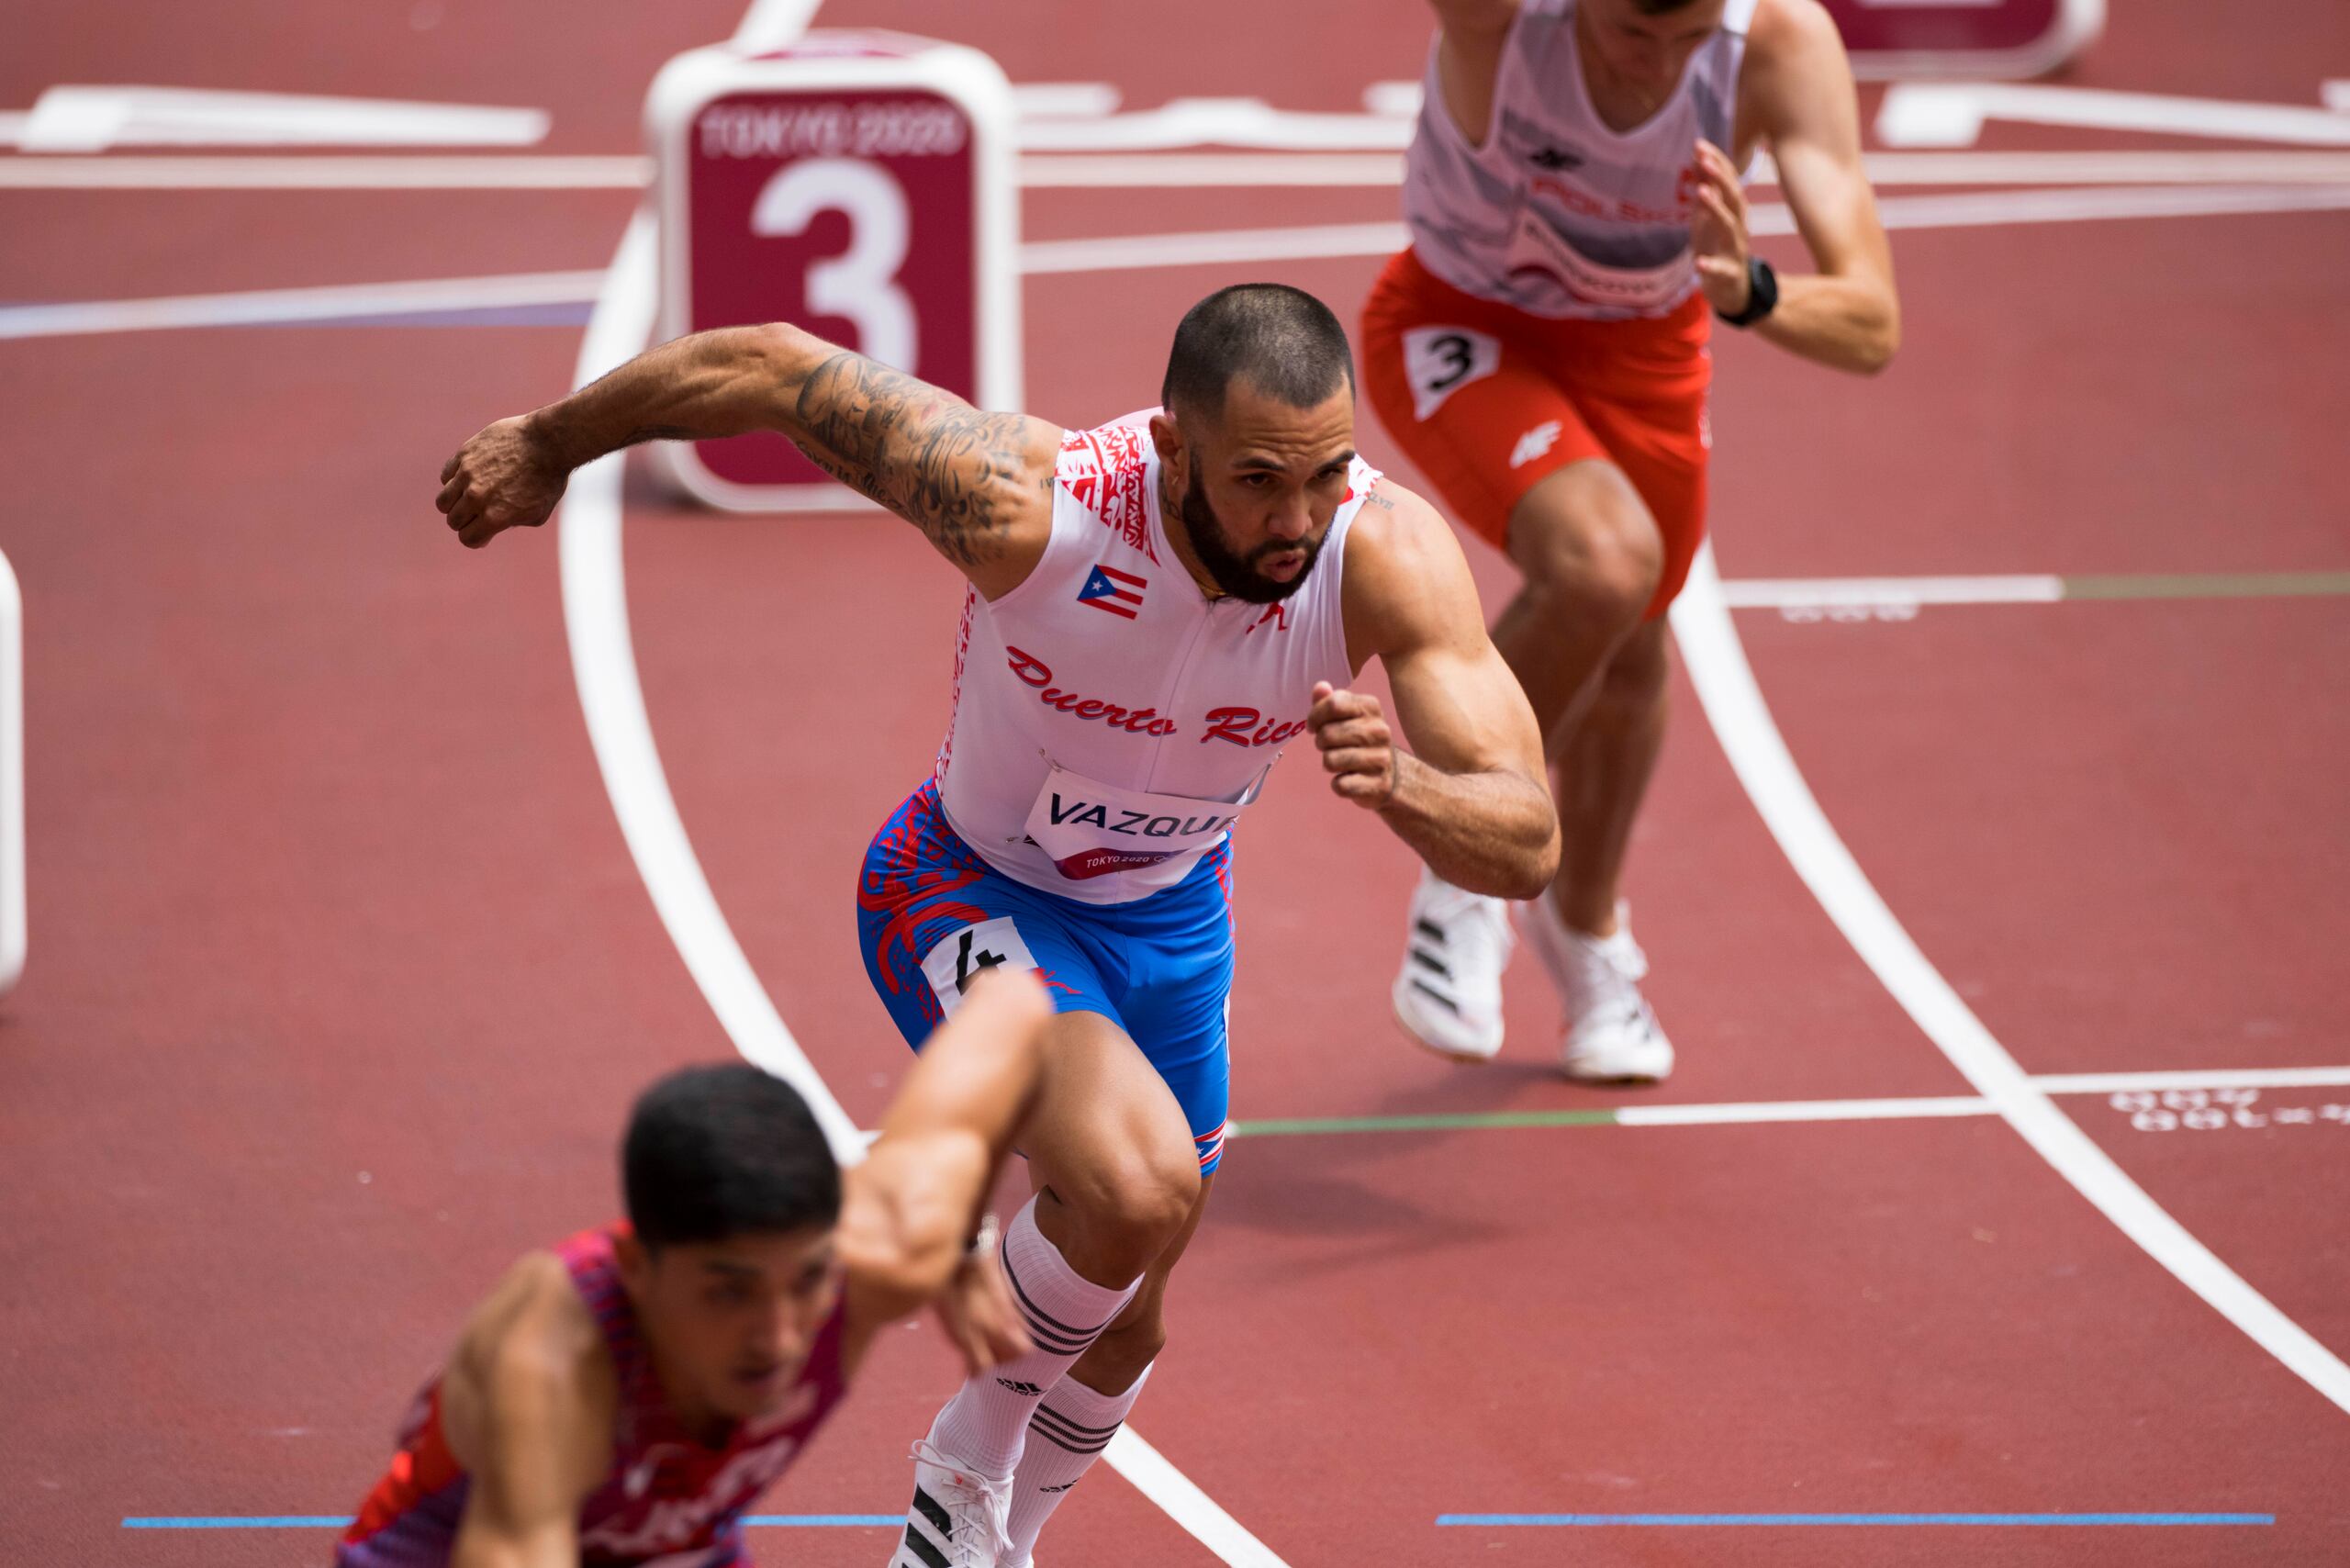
[1058,1150,1199,1272]
[1509,473,1664,626]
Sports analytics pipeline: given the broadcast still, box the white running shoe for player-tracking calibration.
[889,1439,1013,1568]
[1392,867,1515,1060]
[1525,897,1674,1083]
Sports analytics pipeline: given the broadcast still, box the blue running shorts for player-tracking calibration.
[857,779,1235,1175]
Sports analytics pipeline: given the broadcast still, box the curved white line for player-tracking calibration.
[552,210,864,1161]
[1670,540,2350,1418]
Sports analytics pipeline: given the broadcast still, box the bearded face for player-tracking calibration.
[1175,462,1328,604]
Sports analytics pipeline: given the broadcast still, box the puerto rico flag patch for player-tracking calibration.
[1078,563,1147,619]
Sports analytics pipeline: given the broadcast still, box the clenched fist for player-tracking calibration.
[435,415,569,549]
[1309,681,1401,808]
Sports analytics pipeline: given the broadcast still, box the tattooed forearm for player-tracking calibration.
[791,352,1041,570]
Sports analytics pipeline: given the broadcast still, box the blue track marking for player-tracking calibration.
[1438,1513,2274,1527]
[123,1514,898,1529]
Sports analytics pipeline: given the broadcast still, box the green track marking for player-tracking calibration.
[1229,1108,1620,1137]
[2063,571,2350,600]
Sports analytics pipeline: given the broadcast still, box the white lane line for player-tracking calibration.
[1098,1428,1291,1568]
[1718,576,2065,610]
[1879,82,2350,150]
[1014,96,1412,152]
[1020,220,1407,275]
[6,85,548,152]
[1618,1097,1995,1126]
[1869,182,2350,231]
[1669,541,2350,1419]
[0,271,604,340]
[1856,150,2350,186]
[2034,1067,2350,1095]
[10,149,2350,191]
[1022,153,1407,187]
[551,210,866,1160]
[0,154,648,189]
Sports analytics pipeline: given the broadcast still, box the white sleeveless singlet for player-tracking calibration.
[1402,0,1758,319]
[933,410,1382,906]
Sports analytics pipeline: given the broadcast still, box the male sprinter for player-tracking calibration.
[434,283,1558,1566]
[335,969,1051,1568]
[1364,0,1899,1079]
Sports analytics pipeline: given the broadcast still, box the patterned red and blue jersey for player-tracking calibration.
[337,1226,848,1567]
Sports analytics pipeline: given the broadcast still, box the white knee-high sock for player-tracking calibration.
[1004,1362,1152,1566]
[926,1196,1141,1478]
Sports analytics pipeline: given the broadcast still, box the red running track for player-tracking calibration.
[3,0,2347,1562]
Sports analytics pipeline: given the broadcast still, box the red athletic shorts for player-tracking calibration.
[1360,247,1713,619]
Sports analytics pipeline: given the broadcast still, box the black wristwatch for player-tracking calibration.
[1717,255,1778,328]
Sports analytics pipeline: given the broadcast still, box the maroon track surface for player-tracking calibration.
[4,1,2347,1563]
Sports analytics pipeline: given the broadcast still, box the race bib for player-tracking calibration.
[1504,207,1691,314]
[1403,325,1501,421]
[920,915,1043,1017]
[1020,763,1259,883]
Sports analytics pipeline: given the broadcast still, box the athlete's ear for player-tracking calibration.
[614,1230,652,1293]
[1147,410,1188,483]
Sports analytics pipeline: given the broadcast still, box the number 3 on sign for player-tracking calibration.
[752,158,918,373]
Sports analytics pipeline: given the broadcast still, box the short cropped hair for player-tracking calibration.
[622,1064,841,1250]
[1160,284,1356,422]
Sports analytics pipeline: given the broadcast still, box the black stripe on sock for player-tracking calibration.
[1027,1418,1117,1456]
[1416,918,1447,944]
[912,1487,954,1540]
[1030,1404,1123,1439]
[1010,1300,1091,1356]
[1408,977,1460,1014]
[901,1523,950,1568]
[1001,1249,1114,1344]
[1409,946,1452,978]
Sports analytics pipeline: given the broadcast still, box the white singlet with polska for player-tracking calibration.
[1402,0,1757,319]
[933,409,1378,906]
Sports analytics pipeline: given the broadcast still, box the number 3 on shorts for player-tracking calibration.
[919,916,1042,1017]
[1402,326,1500,421]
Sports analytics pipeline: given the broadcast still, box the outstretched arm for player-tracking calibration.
[433,325,1062,597]
[836,969,1054,1374]
[1327,483,1559,900]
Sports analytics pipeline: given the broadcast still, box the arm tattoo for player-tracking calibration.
[793,352,1041,570]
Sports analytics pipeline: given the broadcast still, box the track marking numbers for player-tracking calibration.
[2109,1088,2349,1134]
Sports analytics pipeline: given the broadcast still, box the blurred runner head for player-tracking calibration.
[615,1064,843,1423]
[1578,0,1729,99]
[1155,284,1359,604]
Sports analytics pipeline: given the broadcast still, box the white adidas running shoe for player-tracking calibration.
[1525,896,1674,1083]
[1392,867,1515,1060]
[889,1439,1013,1568]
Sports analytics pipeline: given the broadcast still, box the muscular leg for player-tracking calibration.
[1550,616,1669,935]
[1023,1009,1203,1290]
[1062,1168,1212,1393]
[1494,459,1665,937]
[992,1175,1212,1568]
[915,1010,1198,1492]
[1493,458,1662,740]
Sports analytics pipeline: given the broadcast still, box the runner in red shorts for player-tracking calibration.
[1365,0,1900,1081]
